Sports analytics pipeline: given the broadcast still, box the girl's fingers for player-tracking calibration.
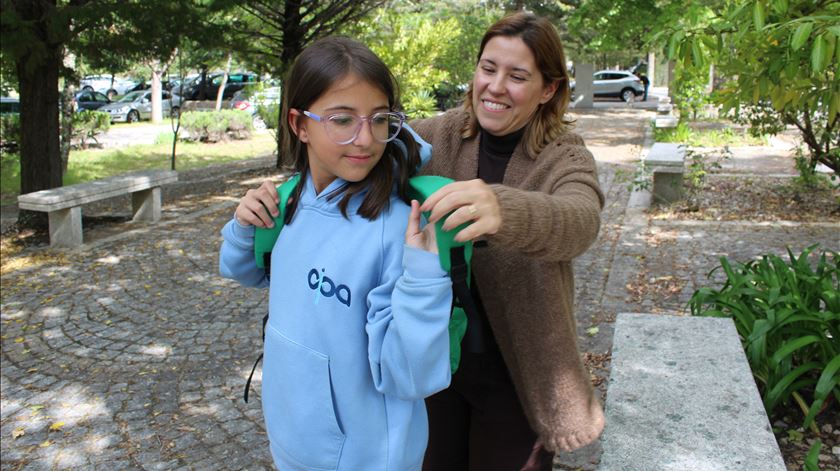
[405,200,421,243]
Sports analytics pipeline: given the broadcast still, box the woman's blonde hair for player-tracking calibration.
[462,12,573,157]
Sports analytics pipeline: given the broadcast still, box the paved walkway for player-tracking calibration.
[2,109,837,470]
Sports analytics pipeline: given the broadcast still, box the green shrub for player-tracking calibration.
[72,110,110,149]
[403,89,437,119]
[688,245,840,432]
[180,110,253,142]
[0,113,20,150]
[255,103,280,130]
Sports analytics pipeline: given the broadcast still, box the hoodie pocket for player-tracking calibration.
[262,325,345,470]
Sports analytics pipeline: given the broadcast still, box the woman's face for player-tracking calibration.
[471,35,557,136]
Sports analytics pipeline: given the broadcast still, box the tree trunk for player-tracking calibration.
[151,69,164,123]
[215,53,232,111]
[59,80,75,173]
[17,47,63,228]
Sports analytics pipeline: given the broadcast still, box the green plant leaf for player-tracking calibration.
[804,439,822,471]
[764,361,821,412]
[770,335,821,366]
[790,22,813,51]
[753,1,766,30]
[811,35,827,73]
[813,355,840,400]
[771,0,788,14]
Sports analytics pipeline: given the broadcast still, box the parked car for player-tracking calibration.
[570,70,645,102]
[73,90,111,112]
[229,86,282,129]
[79,75,144,99]
[181,72,259,100]
[0,96,20,115]
[164,74,199,94]
[98,90,181,123]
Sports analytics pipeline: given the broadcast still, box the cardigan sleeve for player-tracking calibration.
[488,140,604,262]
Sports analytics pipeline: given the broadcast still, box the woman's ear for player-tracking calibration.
[539,80,560,104]
[288,109,309,143]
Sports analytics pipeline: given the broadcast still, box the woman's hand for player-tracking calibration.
[234,180,281,228]
[520,440,546,471]
[405,200,438,253]
[419,179,502,242]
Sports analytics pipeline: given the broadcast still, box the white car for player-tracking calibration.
[98,90,181,123]
[79,75,143,99]
[570,70,646,103]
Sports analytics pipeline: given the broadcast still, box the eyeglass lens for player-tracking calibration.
[326,113,403,143]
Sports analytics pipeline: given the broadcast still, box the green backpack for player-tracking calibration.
[244,174,476,402]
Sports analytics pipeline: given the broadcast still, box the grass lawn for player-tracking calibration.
[0,132,276,205]
[655,121,768,147]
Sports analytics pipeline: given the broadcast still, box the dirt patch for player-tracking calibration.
[651,175,839,223]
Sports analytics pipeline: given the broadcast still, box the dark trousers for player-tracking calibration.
[422,350,554,471]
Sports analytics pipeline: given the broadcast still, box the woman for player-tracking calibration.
[412,12,606,471]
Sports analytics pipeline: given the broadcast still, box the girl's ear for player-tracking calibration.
[540,79,559,104]
[288,109,309,143]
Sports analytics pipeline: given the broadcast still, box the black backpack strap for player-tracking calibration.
[449,246,484,352]
[244,313,270,403]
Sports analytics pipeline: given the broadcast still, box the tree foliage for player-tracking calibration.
[0,0,227,227]
[566,0,660,66]
[655,0,839,174]
[348,1,503,116]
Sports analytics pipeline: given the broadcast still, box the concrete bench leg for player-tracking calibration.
[131,187,162,222]
[48,207,83,247]
[652,169,683,204]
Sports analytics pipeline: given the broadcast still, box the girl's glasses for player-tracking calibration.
[301,110,406,145]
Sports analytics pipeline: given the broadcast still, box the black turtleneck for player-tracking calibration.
[478,126,525,184]
[462,126,526,355]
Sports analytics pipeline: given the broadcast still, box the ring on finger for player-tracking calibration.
[467,204,478,216]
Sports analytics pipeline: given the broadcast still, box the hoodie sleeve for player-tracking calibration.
[365,212,453,400]
[219,217,269,288]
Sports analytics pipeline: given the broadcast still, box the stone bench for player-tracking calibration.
[644,142,686,204]
[600,313,786,470]
[17,169,178,247]
[655,96,678,128]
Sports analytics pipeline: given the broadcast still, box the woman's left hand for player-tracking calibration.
[405,200,438,253]
[520,440,545,471]
[419,179,502,242]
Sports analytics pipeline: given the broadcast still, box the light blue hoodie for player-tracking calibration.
[219,144,452,470]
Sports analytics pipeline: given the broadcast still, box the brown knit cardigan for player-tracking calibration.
[412,108,606,452]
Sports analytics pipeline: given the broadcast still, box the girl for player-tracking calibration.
[219,36,452,470]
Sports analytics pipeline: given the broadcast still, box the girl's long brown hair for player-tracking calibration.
[281,36,420,222]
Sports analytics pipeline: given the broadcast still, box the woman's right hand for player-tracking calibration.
[234,180,280,228]
[419,179,502,242]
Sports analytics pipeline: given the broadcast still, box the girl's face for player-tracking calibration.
[290,74,389,193]
[471,35,557,137]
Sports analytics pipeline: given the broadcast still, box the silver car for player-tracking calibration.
[592,70,645,102]
[99,90,181,123]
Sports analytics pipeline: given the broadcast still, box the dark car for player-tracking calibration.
[0,96,20,115]
[181,72,259,100]
[74,90,111,112]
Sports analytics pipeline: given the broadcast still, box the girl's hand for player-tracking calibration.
[405,200,438,254]
[234,180,281,228]
[419,179,502,242]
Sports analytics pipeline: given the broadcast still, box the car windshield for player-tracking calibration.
[118,91,145,103]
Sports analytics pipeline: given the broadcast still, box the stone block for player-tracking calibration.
[132,187,162,222]
[48,206,83,247]
[600,313,786,471]
[655,116,678,128]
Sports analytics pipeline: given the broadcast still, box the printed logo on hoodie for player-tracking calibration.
[308,268,351,307]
